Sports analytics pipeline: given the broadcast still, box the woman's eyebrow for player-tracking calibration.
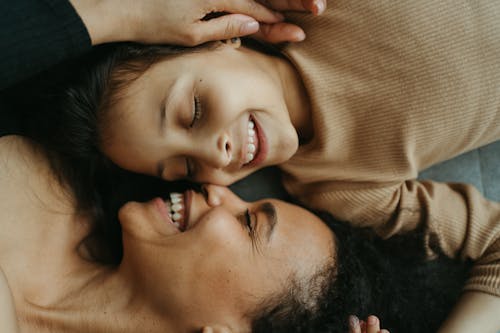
[258,202,277,242]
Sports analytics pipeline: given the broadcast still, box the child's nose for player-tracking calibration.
[193,133,232,168]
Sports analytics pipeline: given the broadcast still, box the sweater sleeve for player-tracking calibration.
[0,0,91,90]
[301,179,500,296]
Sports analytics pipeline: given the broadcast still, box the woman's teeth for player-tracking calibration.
[164,192,184,229]
[245,120,256,164]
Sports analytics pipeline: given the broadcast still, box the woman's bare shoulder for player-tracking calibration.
[0,135,37,160]
[0,135,56,197]
[0,267,19,333]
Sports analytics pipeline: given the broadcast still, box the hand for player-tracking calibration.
[253,0,327,43]
[349,315,390,333]
[70,0,325,46]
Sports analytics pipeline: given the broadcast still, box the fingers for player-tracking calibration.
[252,22,305,43]
[349,315,362,333]
[193,14,260,45]
[349,315,389,333]
[365,315,380,333]
[256,0,326,14]
[211,0,284,24]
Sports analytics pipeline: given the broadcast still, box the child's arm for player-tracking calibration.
[438,292,500,333]
[0,268,19,333]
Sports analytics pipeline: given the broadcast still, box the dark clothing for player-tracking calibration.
[0,0,91,90]
[1,0,91,136]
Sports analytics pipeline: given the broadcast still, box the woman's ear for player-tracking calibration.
[221,37,241,49]
[201,325,233,333]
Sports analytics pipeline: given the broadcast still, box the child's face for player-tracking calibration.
[102,44,299,185]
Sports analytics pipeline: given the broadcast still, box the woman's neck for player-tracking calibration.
[0,136,175,333]
[19,268,177,333]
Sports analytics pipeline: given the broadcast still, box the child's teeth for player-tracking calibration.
[245,119,257,164]
[172,212,182,221]
[173,222,180,228]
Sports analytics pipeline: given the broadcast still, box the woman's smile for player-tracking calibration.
[153,190,197,233]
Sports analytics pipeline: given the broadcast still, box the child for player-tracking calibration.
[51,0,500,235]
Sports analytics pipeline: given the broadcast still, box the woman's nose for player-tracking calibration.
[204,185,246,210]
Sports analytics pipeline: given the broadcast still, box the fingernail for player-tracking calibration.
[295,30,306,42]
[274,12,285,21]
[240,21,259,35]
[349,315,359,327]
[314,0,326,15]
[367,315,378,326]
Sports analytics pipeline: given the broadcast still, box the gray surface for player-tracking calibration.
[419,140,500,202]
[230,166,289,201]
[232,141,500,203]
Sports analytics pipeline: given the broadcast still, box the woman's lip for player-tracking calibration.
[153,197,172,221]
[152,197,180,233]
[245,115,268,168]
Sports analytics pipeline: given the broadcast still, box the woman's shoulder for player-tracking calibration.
[0,135,57,196]
[0,267,19,333]
[0,135,44,173]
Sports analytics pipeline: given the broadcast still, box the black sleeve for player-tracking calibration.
[0,0,91,90]
[0,97,19,137]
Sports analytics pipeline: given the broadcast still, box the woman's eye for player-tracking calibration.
[244,209,255,234]
[190,95,202,128]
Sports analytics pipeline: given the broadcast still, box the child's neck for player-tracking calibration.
[272,53,313,142]
[241,46,313,142]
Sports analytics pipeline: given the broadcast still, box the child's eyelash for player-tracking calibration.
[190,95,202,127]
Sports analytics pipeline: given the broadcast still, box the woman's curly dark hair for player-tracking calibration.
[251,211,470,333]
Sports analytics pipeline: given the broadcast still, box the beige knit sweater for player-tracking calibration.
[281,0,500,296]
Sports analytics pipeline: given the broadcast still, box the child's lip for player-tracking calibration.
[244,115,268,168]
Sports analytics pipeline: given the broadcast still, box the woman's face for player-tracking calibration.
[102,43,299,185]
[118,185,334,331]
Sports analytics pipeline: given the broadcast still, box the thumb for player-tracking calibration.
[195,14,260,43]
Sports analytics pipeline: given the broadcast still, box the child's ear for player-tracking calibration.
[221,37,241,49]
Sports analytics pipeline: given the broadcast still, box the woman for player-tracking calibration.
[0,134,332,332]
[0,133,474,333]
